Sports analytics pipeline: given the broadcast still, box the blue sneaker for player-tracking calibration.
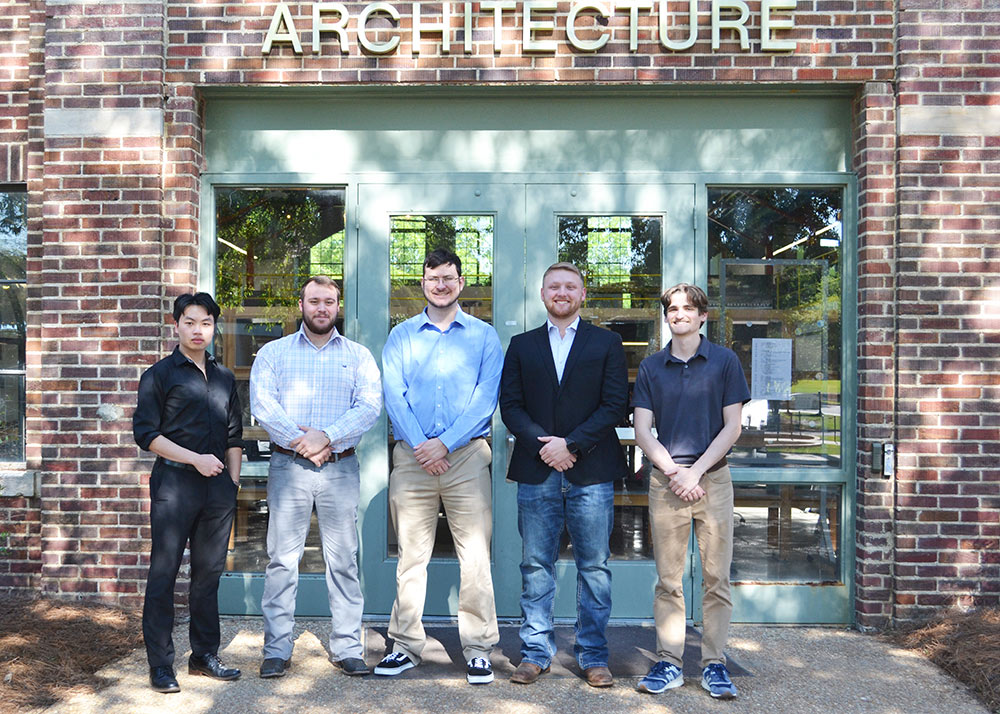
[701,662,738,699]
[637,660,684,694]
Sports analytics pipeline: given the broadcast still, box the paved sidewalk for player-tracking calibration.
[38,618,986,714]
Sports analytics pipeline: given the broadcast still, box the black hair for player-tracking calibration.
[423,248,462,277]
[173,292,221,322]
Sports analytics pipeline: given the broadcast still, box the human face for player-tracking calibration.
[541,269,585,322]
[664,291,707,337]
[175,304,215,355]
[299,281,340,336]
[421,262,465,311]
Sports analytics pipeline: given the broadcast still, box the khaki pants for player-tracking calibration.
[387,438,499,663]
[648,465,734,668]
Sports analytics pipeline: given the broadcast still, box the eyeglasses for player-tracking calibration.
[422,276,460,286]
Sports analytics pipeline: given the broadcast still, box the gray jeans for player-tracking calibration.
[261,451,364,660]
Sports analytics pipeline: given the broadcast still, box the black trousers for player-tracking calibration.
[143,462,237,668]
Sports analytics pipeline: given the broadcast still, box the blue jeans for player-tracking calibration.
[517,471,614,670]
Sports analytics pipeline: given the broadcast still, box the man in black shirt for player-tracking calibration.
[133,293,244,693]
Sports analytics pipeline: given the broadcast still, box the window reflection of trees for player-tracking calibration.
[388,215,494,329]
[708,187,844,467]
[0,190,27,462]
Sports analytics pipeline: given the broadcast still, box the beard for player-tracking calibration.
[302,312,335,335]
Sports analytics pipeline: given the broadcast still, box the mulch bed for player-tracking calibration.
[889,607,1000,713]
[0,594,143,713]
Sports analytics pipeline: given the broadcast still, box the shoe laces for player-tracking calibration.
[704,663,731,684]
[469,657,490,670]
[384,652,409,664]
[648,660,677,678]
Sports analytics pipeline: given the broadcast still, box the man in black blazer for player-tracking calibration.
[500,262,628,688]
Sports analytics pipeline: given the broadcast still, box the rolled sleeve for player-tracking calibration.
[132,367,163,451]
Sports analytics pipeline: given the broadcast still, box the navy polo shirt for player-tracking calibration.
[632,336,750,466]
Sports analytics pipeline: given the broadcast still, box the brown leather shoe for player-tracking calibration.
[510,661,549,684]
[584,665,613,687]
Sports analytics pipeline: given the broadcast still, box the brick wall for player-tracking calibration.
[2,0,996,626]
[890,0,1000,622]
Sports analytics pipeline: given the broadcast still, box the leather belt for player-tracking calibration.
[270,443,356,463]
[707,456,728,472]
[161,458,198,472]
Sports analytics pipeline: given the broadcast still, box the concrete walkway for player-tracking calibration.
[37,618,987,714]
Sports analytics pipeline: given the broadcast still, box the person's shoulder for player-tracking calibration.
[638,346,669,371]
[704,339,740,364]
[339,334,377,360]
[582,320,622,344]
[214,360,237,382]
[142,350,178,377]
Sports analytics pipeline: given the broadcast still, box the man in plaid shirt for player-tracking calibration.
[250,276,382,679]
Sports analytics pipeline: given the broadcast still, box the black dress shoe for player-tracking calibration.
[259,657,291,678]
[334,657,371,676]
[149,666,180,693]
[188,653,241,681]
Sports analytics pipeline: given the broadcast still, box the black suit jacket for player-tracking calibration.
[500,320,629,486]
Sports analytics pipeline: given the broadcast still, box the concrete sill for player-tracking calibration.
[0,469,39,498]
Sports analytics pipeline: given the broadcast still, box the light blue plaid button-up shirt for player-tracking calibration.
[249,325,382,452]
[381,307,502,452]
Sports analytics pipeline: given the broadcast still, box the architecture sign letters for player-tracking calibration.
[262,1,798,56]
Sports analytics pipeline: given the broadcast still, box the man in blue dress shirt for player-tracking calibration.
[374,249,503,685]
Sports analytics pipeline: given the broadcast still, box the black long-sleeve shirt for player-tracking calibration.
[133,346,243,461]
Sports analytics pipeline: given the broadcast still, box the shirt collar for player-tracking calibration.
[664,335,710,363]
[295,323,341,350]
[171,345,216,367]
[546,316,580,335]
[418,306,469,331]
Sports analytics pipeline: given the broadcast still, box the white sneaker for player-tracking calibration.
[373,652,415,676]
[466,657,494,684]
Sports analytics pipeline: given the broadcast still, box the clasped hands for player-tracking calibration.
[659,462,706,503]
[537,435,576,472]
[289,425,335,467]
[414,437,450,476]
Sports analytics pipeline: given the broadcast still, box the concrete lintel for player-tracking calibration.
[899,105,1000,136]
[45,108,164,138]
[0,470,39,498]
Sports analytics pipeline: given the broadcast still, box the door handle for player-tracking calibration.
[505,434,515,474]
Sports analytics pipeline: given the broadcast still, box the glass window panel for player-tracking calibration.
[707,188,843,468]
[215,186,347,574]
[0,374,24,462]
[1,188,27,464]
[0,283,25,370]
[0,191,27,282]
[559,215,662,561]
[732,484,841,583]
[386,215,494,559]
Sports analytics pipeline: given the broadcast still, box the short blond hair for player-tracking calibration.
[542,261,584,285]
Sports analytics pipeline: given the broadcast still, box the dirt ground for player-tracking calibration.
[1,594,998,713]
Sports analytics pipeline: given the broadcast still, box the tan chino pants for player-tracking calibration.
[387,438,499,663]
[648,464,735,668]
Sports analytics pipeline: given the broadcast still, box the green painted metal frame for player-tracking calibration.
[199,87,858,623]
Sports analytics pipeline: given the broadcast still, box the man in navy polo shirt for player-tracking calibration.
[632,283,749,700]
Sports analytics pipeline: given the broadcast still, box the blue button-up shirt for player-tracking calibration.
[249,325,382,452]
[382,307,503,452]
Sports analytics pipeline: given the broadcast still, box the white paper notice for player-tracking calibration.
[751,338,793,400]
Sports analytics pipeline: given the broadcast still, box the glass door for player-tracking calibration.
[512,183,697,619]
[356,182,525,615]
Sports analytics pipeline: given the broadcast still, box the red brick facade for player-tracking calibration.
[0,1,996,627]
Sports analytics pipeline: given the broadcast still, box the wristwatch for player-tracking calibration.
[564,438,580,455]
